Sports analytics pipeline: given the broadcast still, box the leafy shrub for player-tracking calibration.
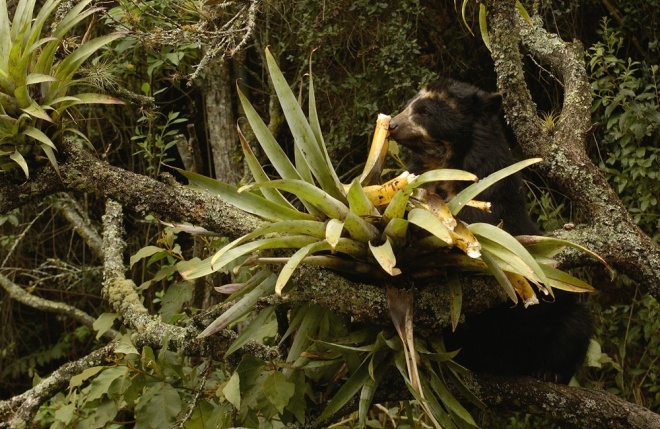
[588,18,660,242]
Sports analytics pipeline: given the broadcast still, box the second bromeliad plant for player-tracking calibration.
[175,49,599,427]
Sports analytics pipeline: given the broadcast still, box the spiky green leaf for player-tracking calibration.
[479,4,492,52]
[38,142,59,174]
[346,178,379,217]
[541,264,597,293]
[197,273,277,338]
[448,158,542,215]
[224,306,276,357]
[479,249,518,303]
[265,48,345,201]
[181,235,320,280]
[470,222,550,290]
[240,179,348,220]
[408,208,453,245]
[275,240,330,295]
[23,125,55,148]
[238,126,297,209]
[175,167,314,222]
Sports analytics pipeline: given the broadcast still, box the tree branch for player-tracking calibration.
[0,344,116,428]
[482,0,660,298]
[0,141,266,240]
[466,374,660,429]
[0,273,117,341]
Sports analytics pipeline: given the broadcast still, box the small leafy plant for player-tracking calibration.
[0,0,123,178]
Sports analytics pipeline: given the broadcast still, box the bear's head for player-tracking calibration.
[389,79,503,170]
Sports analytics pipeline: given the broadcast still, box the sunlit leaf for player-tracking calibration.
[10,149,28,177]
[470,222,550,290]
[275,240,329,295]
[369,238,401,276]
[238,126,297,209]
[408,208,453,245]
[449,158,542,215]
[210,219,326,268]
[174,167,314,222]
[182,235,320,280]
[240,179,348,220]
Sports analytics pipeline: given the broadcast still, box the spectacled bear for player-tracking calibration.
[389,78,593,383]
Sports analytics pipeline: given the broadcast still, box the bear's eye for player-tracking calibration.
[417,106,431,117]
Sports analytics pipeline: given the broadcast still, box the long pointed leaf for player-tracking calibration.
[470,222,550,291]
[237,88,303,181]
[238,126,297,209]
[49,33,124,99]
[448,158,542,215]
[541,264,597,293]
[480,249,518,303]
[174,167,314,222]
[10,149,29,178]
[210,219,326,267]
[521,235,610,269]
[38,142,59,175]
[315,355,373,425]
[307,51,325,153]
[265,48,345,201]
[23,125,56,148]
[224,306,276,357]
[197,273,277,338]
[240,179,349,219]
[182,235,321,280]
[0,0,10,68]
[275,240,329,295]
[479,4,492,52]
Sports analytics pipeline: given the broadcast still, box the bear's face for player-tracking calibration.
[389,79,503,170]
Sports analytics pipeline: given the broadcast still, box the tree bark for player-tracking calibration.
[203,57,243,183]
[482,0,660,298]
[465,374,660,429]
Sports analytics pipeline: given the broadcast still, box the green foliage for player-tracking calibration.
[593,291,660,412]
[588,18,660,242]
[0,0,123,178]
[35,338,200,429]
[132,109,186,177]
[156,48,598,427]
[0,325,92,380]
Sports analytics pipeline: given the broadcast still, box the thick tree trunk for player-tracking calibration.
[203,57,243,184]
[482,0,660,298]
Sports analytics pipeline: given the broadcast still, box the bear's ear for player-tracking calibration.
[479,91,503,116]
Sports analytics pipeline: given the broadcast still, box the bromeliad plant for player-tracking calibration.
[0,0,123,178]
[173,48,600,427]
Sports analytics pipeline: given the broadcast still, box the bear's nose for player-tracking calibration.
[389,120,398,131]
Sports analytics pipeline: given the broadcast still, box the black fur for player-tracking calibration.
[390,78,593,383]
